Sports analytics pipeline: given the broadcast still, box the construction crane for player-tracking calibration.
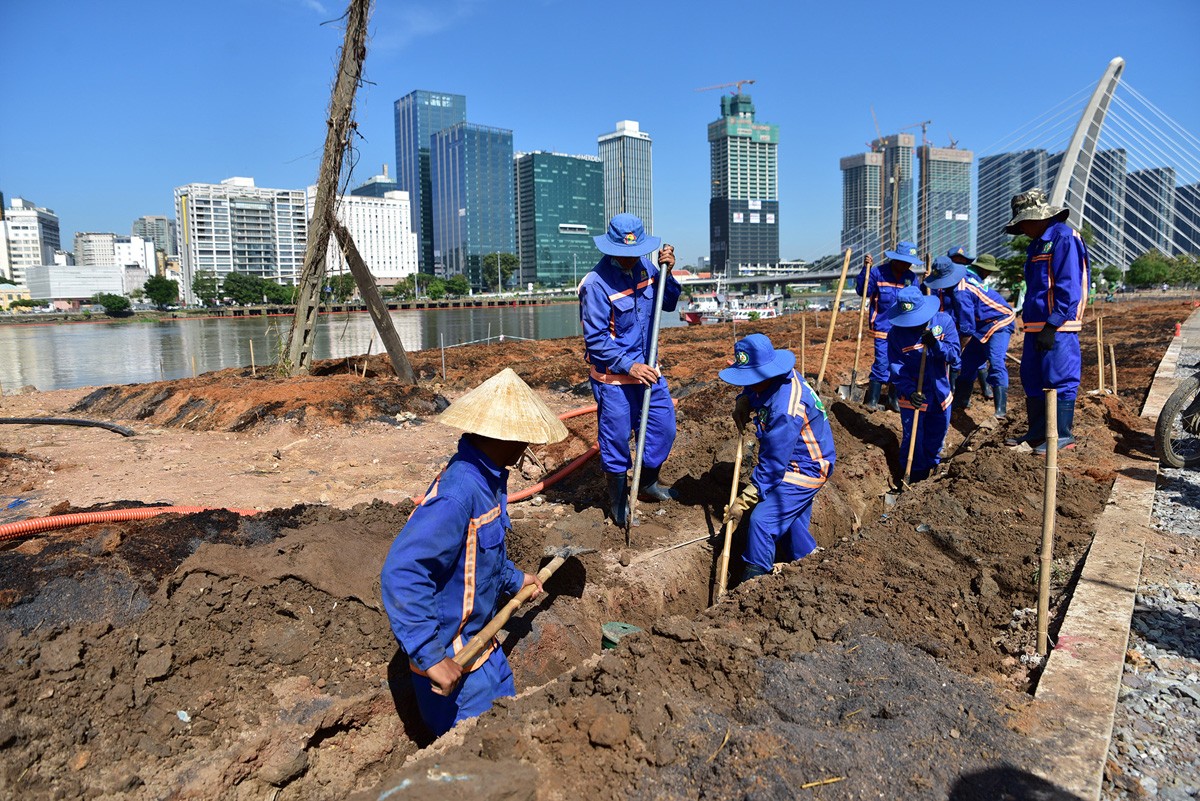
[900,119,933,147]
[946,133,959,149]
[695,79,756,95]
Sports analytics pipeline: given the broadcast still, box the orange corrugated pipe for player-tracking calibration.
[0,506,260,543]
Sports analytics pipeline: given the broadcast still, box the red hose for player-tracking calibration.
[0,506,259,543]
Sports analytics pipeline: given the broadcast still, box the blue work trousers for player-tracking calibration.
[743,481,824,574]
[960,329,1012,389]
[1020,331,1081,403]
[591,376,676,474]
[870,336,890,383]
[409,647,514,737]
[899,403,951,475]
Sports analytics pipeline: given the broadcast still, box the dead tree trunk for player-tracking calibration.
[283,0,371,376]
[332,221,416,383]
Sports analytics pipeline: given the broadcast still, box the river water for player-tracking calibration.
[0,303,688,393]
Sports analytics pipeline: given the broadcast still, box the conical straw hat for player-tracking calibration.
[437,368,569,444]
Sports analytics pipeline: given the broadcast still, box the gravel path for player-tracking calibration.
[1102,345,1200,799]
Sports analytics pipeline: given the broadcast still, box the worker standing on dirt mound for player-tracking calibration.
[952,253,1016,419]
[854,242,923,412]
[719,334,836,581]
[380,368,568,736]
[923,256,968,410]
[1001,189,1091,453]
[948,246,995,405]
[579,213,681,527]
[887,286,961,482]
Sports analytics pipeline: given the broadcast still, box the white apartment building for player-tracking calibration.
[306,187,418,287]
[174,177,308,304]
[75,232,155,273]
[0,198,61,285]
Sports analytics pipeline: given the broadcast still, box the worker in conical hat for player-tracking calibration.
[381,368,567,736]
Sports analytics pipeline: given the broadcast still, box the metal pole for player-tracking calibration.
[573,253,577,288]
[1037,388,1059,656]
[1096,316,1105,393]
[496,251,501,296]
[441,333,446,380]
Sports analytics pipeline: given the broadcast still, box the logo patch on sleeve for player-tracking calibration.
[1042,242,1053,253]
[931,325,943,337]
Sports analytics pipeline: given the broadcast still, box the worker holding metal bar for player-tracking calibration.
[854,241,923,412]
[380,369,567,736]
[1002,189,1091,452]
[720,334,836,581]
[951,253,1016,419]
[579,213,681,527]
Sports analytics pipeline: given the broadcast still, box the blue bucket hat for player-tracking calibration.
[883,240,923,266]
[718,333,796,386]
[887,285,939,328]
[923,255,966,290]
[947,245,974,263]
[594,213,661,257]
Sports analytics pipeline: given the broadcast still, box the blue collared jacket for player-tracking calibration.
[855,263,921,337]
[579,256,681,379]
[381,436,525,674]
[956,271,1016,344]
[1021,222,1090,333]
[887,312,962,411]
[741,369,836,496]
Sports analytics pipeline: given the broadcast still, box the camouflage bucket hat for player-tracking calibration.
[972,253,1000,272]
[1005,188,1069,234]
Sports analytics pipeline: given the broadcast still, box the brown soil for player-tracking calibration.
[0,300,1183,800]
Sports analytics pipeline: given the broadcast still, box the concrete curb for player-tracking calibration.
[1030,308,1200,799]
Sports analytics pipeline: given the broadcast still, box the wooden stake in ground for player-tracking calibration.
[849,278,870,392]
[332,220,415,383]
[249,339,256,377]
[1038,387,1060,656]
[1096,315,1106,394]
[1109,343,1118,396]
[715,434,745,600]
[191,355,197,379]
[283,0,372,376]
[815,248,853,390]
[901,346,928,488]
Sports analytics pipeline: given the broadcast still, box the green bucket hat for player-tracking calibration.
[972,253,1000,272]
[1005,188,1069,234]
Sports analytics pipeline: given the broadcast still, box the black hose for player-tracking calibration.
[0,417,136,437]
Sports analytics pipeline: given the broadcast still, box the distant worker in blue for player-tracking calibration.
[720,334,836,581]
[948,245,994,403]
[887,285,961,483]
[1002,189,1091,452]
[579,213,681,526]
[923,255,967,317]
[952,253,1016,419]
[381,368,568,736]
[855,241,923,412]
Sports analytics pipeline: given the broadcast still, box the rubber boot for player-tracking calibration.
[885,383,901,413]
[1006,395,1046,447]
[993,386,1008,419]
[978,369,994,400]
[638,465,678,502]
[865,380,883,411]
[741,562,770,582]
[605,472,628,527]
[953,376,974,410]
[1034,397,1077,453]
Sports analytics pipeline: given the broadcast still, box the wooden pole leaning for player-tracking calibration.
[816,248,853,390]
[1096,316,1106,394]
[715,433,745,600]
[1037,387,1060,656]
[900,347,929,489]
[249,339,256,377]
[1109,343,1118,396]
[453,555,567,668]
[850,280,871,390]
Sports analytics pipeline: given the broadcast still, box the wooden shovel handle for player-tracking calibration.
[716,434,745,599]
[901,346,929,487]
[816,248,853,390]
[453,556,565,667]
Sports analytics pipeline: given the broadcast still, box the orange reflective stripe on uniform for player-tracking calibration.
[590,366,646,385]
[607,277,653,301]
[789,374,832,480]
[979,314,1016,343]
[453,504,501,651]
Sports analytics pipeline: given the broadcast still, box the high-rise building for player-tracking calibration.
[1124,167,1176,258]
[1175,182,1200,256]
[597,120,653,232]
[839,152,883,257]
[132,216,177,255]
[872,134,915,249]
[394,90,467,274]
[74,232,118,266]
[350,165,399,199]
[976,149,1052,256]
[1081,148,1128,267]
[429,122,515,290]
[918,145,974,258]
[708,93,779,276]
[514,151,604,288]
[306,187,418,286]
[0,197,60,286]
[173,177,308,304]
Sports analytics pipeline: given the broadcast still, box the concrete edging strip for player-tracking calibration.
[1030,307,1200,799]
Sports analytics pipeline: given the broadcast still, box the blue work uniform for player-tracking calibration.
[1020,222,1090,403]
[956,271,1016,389]
[856,262,921,383]
[888,312,961,477]
[381,437,525,736]
[740,370,836,573]
[579,255,681,473]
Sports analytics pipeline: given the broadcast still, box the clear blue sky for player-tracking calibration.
[2,0,1198,267]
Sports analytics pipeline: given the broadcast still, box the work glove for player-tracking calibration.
[1036,324,1058,351]
[722,483,759,527]
[921,328,939,349]
[909,390,926,408]
[732,395,751,432]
